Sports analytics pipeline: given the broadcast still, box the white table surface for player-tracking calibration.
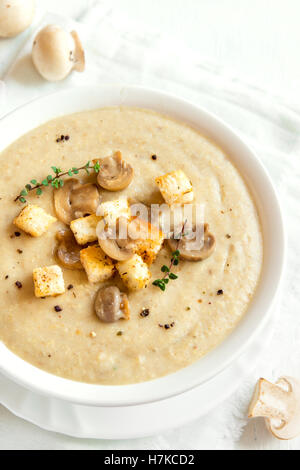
[0,0,299,450]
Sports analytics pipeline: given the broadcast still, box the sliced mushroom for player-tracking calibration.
[54,178,100,225]
[248,377,300,440]
[94,286,130,323]
[167,223,216,261]
[0,0,35,38]
[32,25,85,82]
[96,217,135,262]
[56,229,83,270]
[95,151,134,191]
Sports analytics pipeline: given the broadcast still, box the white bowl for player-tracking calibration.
[0,85,285,407]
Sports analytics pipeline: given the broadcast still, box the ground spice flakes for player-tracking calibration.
[56,134,70,143]
[159,322,175,330]
[140,308,150,318]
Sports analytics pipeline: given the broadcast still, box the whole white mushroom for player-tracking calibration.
[0,0,35,38]
[32,25,85,82]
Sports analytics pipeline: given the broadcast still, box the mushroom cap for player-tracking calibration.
[0,0,35,38]
[54,178,100,225]
[97,217,135,262]
[56,229,83,270]
[167,223,216,261]
[32,25,85,81]
[248,376,300,440]
[94,286,129,323]
[96,151,134,191]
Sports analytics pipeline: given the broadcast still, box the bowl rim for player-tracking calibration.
[0,84,285,407]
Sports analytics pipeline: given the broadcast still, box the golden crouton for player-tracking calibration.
[117,254,151,290]
[155,170,194,205]
[14,204,57,237]
[33,265,65,298]
[80,245,115,283]
[128,218,164,265]
[97,198,130,226]
[70,214,100,245]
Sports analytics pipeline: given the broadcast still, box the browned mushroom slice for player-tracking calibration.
[70,183,99,219]
[95,151,134,191]
[54,178,100,224]
[94,286,130,323]
[56,229,83,270]
[167,223,216,261]
[97,217,136,262]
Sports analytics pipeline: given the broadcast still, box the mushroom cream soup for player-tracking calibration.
[0,107,263,385]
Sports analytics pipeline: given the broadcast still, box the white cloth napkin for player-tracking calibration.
[0,1,300,450]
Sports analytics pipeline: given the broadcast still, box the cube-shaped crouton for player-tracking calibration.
[14,204,57,237]
[70,214,100,245]
[117,254,151,290]
[129,218,164,265]
[80,245,115,283]
[96,198,130,226]
[155,170,194,205]
[33,265,65,298]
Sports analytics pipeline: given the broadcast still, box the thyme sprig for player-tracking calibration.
[14,160,101,203]
[153,221,186,291]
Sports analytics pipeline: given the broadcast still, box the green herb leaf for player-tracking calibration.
[20,189,28,196]
[30,179,37,185]
[153,279,166,291]
[169,273,178,280]
[68,170,73,177]
[161,265,170,273]
[42,180,49,186]
[19,197,26,203]
[93,161,100,173]
[36,188,42,196]
[47,175,53,182]
[25,184,32,191]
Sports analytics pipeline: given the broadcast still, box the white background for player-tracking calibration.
[35,0,300,107]
[0,0,299,450]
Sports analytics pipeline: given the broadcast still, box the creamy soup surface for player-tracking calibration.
[0,107,263,384]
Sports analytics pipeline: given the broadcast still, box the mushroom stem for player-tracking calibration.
[71,31,85,72]
[248,377,300,440]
